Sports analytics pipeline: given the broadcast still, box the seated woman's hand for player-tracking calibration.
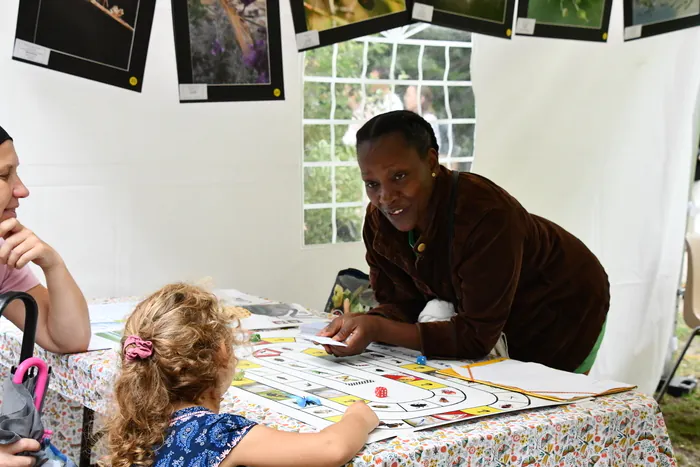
[0,438,40,467]
[317,313,379,357]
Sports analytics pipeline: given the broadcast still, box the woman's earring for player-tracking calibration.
[431,172,436,178]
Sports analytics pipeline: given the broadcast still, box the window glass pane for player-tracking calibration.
[451,124,475,159]
[304,209,332,245]
[304,167,332,204]
[448,86,475,119]
[448,48,471,81]
[336,207,364,243]
[421,46,446,81]
[304,82,331,119]
[395,44,420,80]
[336,42,364,78]
[304,125,331,162]
[336,166,363,203]
[304,47,333,77]
[334,125,358,161]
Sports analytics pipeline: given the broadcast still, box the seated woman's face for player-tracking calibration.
[357,132,435,232]
[0,141,29,222]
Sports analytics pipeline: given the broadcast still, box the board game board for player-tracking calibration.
[230,331,568,443]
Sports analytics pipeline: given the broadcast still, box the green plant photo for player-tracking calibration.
[527,0,606,28]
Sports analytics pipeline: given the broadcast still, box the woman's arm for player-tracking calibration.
[0,219,90,353]
[362,212,426,323]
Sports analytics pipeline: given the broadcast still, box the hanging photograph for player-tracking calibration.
[172,0,285,102]
[513,0,613,41]
[410,0,517,38]
[12,0,156,92]
[291,0,410,52]
[623,0,700,40]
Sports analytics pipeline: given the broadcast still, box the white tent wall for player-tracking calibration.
[470,3,700,393]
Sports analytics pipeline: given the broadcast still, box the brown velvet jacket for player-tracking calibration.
[364,166,610,371]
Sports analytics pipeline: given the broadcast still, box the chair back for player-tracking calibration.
[684,233,700,329]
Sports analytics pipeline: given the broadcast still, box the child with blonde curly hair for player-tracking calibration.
[103,283,379,467]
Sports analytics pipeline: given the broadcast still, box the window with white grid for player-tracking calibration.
[302,24,474,246]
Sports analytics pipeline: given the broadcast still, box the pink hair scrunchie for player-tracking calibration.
[123,335,153,361]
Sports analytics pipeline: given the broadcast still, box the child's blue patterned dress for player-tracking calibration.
[154,406,257,467]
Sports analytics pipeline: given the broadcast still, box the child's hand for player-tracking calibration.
[343,401,379,432]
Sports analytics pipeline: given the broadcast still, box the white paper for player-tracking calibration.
[299,321,331,335]
[623,25,643,41]
[179,84,208,101]
[296,31,320,50]
[13,39,51,65]
[452,359,636,401]
[412,3,434,22]
[215,288,275,305]
[88,323,124,351]
[515,18,536,36]
[298,334,348,347]
[89,302,137,324]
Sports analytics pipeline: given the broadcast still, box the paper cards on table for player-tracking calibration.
[442,358,636,402]
[216,289,329,331]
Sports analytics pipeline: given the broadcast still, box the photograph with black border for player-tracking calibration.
[171,0,285,103]
[514,0,613,42]
[13,0,156,92]
[623,0,700,41]
[410,0,516,39]
[291,0,411,52]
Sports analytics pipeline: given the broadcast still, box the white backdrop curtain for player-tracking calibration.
[469,1,700,394]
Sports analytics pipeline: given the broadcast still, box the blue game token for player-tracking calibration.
[417,355,427,365]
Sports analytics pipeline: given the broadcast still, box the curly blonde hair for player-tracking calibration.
[101,283,242,467]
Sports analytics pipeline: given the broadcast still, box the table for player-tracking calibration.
[0,297,679,467]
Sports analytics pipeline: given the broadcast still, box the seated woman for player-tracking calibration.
[0,126,89,353]
[319,111,609,373]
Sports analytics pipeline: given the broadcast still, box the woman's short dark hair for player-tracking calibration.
[356,110,439,158]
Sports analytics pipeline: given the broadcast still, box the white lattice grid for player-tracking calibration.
[302,24,474,245]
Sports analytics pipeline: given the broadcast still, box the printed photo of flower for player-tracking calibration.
[188,0,271,85]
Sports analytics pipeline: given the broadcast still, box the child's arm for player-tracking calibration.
[223,401,379,467]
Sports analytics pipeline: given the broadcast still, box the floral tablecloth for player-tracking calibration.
[0,297,678,467]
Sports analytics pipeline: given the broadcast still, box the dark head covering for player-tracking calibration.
[0,126,12,146]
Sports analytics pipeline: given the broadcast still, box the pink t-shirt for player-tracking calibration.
[0,239,41,293]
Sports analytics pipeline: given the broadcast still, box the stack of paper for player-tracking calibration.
[440,358,636,402]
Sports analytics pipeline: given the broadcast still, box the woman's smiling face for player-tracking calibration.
[358,132,437,232]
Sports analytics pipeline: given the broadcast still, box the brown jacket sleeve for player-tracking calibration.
[417,209,524,359]
[363,215,426,323]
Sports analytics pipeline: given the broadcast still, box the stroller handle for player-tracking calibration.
[0,291,39,364]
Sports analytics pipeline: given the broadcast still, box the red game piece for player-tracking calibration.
[375,386,388,398]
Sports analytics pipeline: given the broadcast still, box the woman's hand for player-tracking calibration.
[316,313,379,357]
[0,438,40,467]
[0,218,63,271]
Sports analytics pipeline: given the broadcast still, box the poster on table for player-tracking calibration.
[171,0,285,102]
[623,0,700,41]
[513,0,613,42]
[12,0,156,92]
[410,0,516,39]
[291,0,411,52]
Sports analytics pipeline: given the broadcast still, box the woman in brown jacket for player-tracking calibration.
[318,110,610,373]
